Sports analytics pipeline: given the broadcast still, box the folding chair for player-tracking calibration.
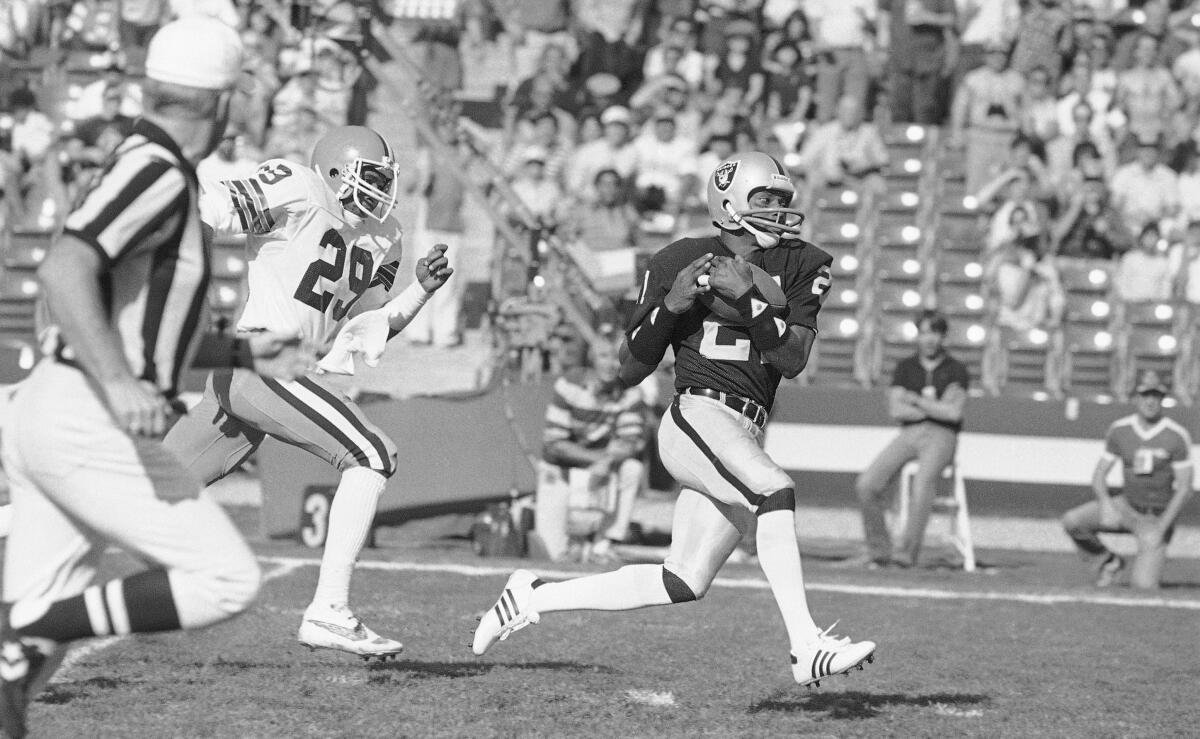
[895,461,976,572]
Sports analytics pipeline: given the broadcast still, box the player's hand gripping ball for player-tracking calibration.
[698,260,788,326]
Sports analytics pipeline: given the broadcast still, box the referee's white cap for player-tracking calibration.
[146,15,244,91]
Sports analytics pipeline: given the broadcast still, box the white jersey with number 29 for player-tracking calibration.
[199,158,403,352]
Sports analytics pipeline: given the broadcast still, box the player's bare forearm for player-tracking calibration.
[38,236,138,384]
[915,386,966,424]
[1158,470,1194,530]
[545,439,609,467]
[1091,458,1116,501]
[761,326,813,379]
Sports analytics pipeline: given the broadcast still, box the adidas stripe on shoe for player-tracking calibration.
[790,624,876,688]
[472,570,542,656]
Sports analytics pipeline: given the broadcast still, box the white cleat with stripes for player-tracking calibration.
[790,624,876,688]
[472,570,542,656]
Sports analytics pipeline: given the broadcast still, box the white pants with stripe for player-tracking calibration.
[655,394,794,593]
[164,369,398,485]
[1,360,260,627]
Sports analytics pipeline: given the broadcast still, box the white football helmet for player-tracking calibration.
[310,125,399,222]
[707,151,805,248]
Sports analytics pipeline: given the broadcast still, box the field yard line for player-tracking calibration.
[52,559,306,683]
[256,555,1200,612]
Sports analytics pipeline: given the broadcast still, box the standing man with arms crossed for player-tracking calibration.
[1062,370,1193,589]
[854,311,968,568]
[473,152,876,687]
[0,18,313,738]
[164,125,454,660]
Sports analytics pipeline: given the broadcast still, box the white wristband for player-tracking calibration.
[384,282,431,332]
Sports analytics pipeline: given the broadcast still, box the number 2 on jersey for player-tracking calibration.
[699,320,751,361]
[293,228,374,320]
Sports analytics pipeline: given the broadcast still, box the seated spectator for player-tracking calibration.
[504,111,571,185]
[762,42,812,123]
[631,110,698,217]
[500,0,577,85]
[954,0,1020,81]
[642,16,706,90]
[561,168,638,253]
[230,29,280,149]
[1051,178,1134,259]
[1046,105,1117,198]
[565,105,638,200]
[572,0,645,91]
[1019,66,1060,145]
[534,333,646,562]
[1113,33,1181,144]
[1054,60,1123,142]
[985,206,1065,332]
[1110,137,1180,234]
[509,146,564,227]
[578,72,622,121]
[1171,220,1200,304]
[949,40,1025,194]
[1114,223,1176,302]
[197,129,260,184]
[270,69,319,133]
[794,95,887,197]
[630,74,703,143]
[68,84,135,163]
[1178,149,1200,228]
[977,166,1047,252]
[458,0,516,102]
[1172,24,1200,103]
[309,42,358,129]
[504,41,574,124]
[707,22,764,112]
[264,105,325,162]
[693,134,737,203]
[8,88,53,172]
[1009,0,1071,84]
[974,132,1051,207]
[503,73,576,155]
[806,0,873,122]
[71,65,142,121]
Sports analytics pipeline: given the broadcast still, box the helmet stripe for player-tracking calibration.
[768,155,787,174]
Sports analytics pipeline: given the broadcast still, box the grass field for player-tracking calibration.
[22,509,1200,738]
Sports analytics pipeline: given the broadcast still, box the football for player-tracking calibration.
[698,262,789,326]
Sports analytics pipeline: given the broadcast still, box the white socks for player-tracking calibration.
[312,467,387,608]
[755,509,820,651]
[530,564,673,613]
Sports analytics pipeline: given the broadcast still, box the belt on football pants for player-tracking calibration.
[679,387,769,429]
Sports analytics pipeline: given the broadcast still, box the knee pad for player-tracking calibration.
[757,488,796,517]
[662,566,699,603]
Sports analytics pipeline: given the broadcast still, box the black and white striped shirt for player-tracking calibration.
[46,119,209,399]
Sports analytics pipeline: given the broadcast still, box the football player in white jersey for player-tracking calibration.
[164,125,453,660]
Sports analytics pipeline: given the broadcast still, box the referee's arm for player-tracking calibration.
[40,234,174,436]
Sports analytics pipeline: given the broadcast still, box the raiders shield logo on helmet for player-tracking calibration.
[713,161,738,192]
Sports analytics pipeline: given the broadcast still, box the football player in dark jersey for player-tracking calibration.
[473,152,876,687]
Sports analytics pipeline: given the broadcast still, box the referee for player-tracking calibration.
[0,17,312,738]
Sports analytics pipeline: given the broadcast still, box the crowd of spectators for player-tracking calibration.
[0,0,364,236]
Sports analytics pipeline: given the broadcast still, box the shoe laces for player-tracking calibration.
[812,621,851,649]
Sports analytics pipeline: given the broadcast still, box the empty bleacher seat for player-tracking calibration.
[1062,324,1116,398]
[994,326,1061,398]
[811,308,862,386]
[942,318,988,384]
[937,283,986,319]
[4,230,52,269]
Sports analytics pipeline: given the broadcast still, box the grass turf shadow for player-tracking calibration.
[748,691,990,720]
[364,659,617,680]
[36,677,135,705]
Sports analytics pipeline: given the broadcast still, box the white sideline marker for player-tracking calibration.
[258,555,1200,612]
[52,560,304,683]
[626,689,675,707]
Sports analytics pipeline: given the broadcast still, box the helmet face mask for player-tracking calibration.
[708,152,806,248]
[311,126,400,222]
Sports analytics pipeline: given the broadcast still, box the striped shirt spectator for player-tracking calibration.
[543,367,646,462]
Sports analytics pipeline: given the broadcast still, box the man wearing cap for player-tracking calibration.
[1109,136,1180,233]
[1062,370,1194,589]
[565,105,637,199]
[0,17,312,737]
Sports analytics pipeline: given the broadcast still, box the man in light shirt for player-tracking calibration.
[795,95,888,196]
[807,0,877,122]
[1110,138,1180,234]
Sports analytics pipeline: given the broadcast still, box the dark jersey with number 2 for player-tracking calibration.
[631,235,833,410]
